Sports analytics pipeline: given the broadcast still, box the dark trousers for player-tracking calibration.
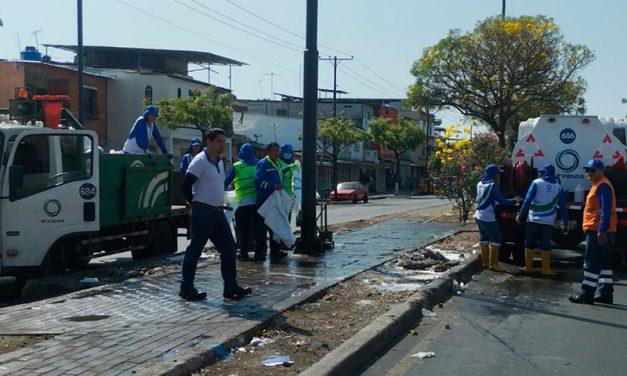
[524,222,554,250]
[234,204,266,254]
[581,231,614,297]
[181,206,237,293]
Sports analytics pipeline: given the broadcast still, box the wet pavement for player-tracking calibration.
[0,218,458,376]
[363,265,627,376]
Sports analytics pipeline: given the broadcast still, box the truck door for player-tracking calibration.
[1,131,99,270]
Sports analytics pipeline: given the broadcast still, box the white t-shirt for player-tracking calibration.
[186,150,226,207]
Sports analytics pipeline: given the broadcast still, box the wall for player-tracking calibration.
[0,61,26,109]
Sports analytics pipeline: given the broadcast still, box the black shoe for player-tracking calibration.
[270,250,288,260]
[223,286,252,300]
[569,293,594,305]
[254,253,267,262]
[179,288,207,301]
[594,295,614,304]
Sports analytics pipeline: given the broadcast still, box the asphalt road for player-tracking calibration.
[363,265,627,376]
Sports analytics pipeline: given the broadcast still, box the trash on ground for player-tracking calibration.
[421,308,437,318]
[250,337,274,347]
[79,277,99,284]
[262,355,294,366]
[236,347,246,353]
[445,323,451,329]
[411,351,436,359]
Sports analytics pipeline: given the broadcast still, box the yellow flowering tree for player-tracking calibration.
[430,125,507,222]
[407,15,593,148]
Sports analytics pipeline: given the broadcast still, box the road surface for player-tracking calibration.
[363,266,627,376]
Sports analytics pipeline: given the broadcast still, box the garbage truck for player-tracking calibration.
[0,120,189,279]
[496,115,627,263]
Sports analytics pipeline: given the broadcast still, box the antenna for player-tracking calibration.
[17,33,22,54]
[261,72,282,100]
[31,29,43,50]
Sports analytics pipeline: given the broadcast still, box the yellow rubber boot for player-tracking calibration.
[541,250,557,276]
[521,248,535,274]
[489,245,506,272]
[480,244,490,268]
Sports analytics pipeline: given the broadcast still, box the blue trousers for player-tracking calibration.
[181,206,237,293]
[475,219,502,246]
[581,231,614,297]
[525,222,553,250]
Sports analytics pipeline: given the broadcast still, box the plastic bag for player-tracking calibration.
[258,190,296,248]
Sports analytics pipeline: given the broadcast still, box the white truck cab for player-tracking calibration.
[0,124,99,276]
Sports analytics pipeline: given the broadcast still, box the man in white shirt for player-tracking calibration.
[179,128,252,301]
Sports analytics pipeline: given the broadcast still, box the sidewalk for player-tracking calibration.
[0,218,460,376]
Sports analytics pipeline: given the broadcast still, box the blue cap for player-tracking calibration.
[583,159,604,171]
[143,105,159,118]
[484,164,503,177]
[190,138,201,146]
[539,163,555,177]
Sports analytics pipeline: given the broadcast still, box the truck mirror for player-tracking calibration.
[9,165,24,191]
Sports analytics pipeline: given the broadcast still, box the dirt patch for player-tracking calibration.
[329,203,455,233]
[0,335,53,356]
[194,231,477,376]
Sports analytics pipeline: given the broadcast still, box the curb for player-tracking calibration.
[136,227,467,376]
[299,254,483,376]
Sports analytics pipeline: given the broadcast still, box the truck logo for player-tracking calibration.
[138,172,169,209]
[44,199,62,217]
[559,128,576,144]
[130,160,145,168]
[556,149,580,173]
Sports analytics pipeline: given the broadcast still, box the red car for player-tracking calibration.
[331,182,369,203]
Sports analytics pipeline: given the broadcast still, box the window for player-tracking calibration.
[276,109,287,116]
[145,85,153,101]
[83,87,98,120]
[10,134,93,200]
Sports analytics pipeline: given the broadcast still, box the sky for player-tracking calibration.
[1,0,627,125]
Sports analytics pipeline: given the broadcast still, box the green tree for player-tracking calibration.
[368,117,425,193]
[407,15,593,148]
[318,117,369,197]
[158,88,234,138]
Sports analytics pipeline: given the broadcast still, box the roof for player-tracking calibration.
[44,44,246,66]
[3,60,116,79]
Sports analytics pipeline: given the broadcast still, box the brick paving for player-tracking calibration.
[0,219,458,375]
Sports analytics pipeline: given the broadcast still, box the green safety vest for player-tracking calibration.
[233,161,256,201]
[279,159,295,197]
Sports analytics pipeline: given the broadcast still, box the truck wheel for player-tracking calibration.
[149,221,177,256]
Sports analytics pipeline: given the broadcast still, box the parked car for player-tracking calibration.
[331,182,369,203]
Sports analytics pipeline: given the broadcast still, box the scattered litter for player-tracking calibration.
[212,344,232,360]
[411,351,436,359]
[452,280,466,295]
[262,355,294,367]
[409,329,418,336]
[445,323,451,330]
[237,347,246,353]
[250,337,274,347]
[421,308,437,318]
[79,277,99,284]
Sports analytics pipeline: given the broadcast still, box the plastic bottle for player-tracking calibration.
[574,183,585,203]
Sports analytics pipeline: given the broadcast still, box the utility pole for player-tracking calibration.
[262,72,281,100]
[77,0,84,126]
[319,56,353,118]
[502,0,506,17]
[228,65,232,91]
[299,0,319,253]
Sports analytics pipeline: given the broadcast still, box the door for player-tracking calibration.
[1,130,99,269]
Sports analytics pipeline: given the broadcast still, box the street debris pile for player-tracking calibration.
[195,231,479,376]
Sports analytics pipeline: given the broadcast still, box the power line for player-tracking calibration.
[174,0,302,52]
[224,0,353,57]
[113,0,297,73]
[188,0,303,50]
[341,65,402,97]
[355,58,407,94]
[338,66,400,98]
